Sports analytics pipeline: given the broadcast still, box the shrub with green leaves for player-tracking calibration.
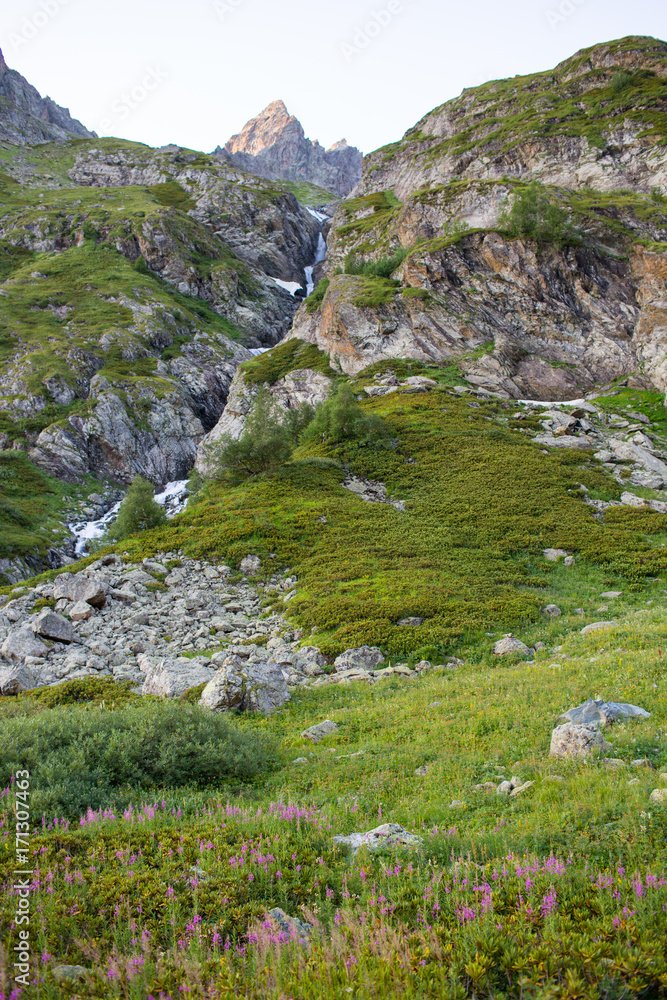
[344,248,408,278]
[0,699,278,819]
[206,387,314,484]
[302,383,393,448]
[107,474,167,540]
[500,181,577,248]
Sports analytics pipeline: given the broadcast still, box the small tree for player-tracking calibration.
[302,383,391,448]
[108,475,167,540]
[500,181,574,248]
[207,387,313,484]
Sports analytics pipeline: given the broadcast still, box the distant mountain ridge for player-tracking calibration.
[0,48,94,144]
[216,100,362,197]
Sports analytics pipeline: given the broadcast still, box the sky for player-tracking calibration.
[1,0,666,156]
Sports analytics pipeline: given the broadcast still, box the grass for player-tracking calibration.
[370,37,667,171]
[1,600,666,997]
[98,387,667,660]
[239,338,338,386]
[1,378,667,995]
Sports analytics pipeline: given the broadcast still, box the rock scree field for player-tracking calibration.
[0,33,667,1000]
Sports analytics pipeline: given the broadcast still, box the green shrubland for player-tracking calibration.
[0,698,278,820]
[115,387,667,659]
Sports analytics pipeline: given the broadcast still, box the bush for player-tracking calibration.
[107,475,167,540]
[500,181,576,248]
[344,248,408,278]
[610,70,635,94]
[303,383,392,448]
[0,699,279,819]
[23,676,136,708]
[207,387,314,484]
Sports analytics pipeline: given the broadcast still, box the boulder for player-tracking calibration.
[240,555,261,575]
[1,627,48,662]
[543,548,568,562]
[493,636,530,657]
[30,609,74,644]
[301,719,338,742]
[581,621,614,636]
[649,788,667,805]
[549,722,612,758]
[267,908,312,942]
[333,823,424,855]
[600,591,622,599]
[199,658,289,714]
[542,604,562,618]
[558,698,650,727]
[333,645,385,672]
[69,601,94,621]
[142,657,214,698]
[53,573,107,608]
[0,662,36,695]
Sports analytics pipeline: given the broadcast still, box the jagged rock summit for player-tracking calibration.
[217,100,362,197]
[0,49,94,144]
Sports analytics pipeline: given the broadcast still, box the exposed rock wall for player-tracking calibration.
[291,36,667,400]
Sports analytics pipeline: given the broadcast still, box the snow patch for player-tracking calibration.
[273,277,303,297]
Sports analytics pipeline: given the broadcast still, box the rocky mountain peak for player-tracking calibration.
[217,101,363,198]
[0,48,94,145]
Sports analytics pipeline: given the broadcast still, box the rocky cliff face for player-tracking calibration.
[287,36,667,399]
[218,101,363,198]
[0,137,324,484]
[0,49,94,145]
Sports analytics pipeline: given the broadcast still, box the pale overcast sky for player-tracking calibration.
[1,0,665,155]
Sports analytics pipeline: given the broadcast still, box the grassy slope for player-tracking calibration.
[0,597,665,996]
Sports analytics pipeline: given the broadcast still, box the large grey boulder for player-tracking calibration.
[333,823,424,856]
[559,698,650,727]
[141,657,215,698]
[69,601,94,621]
[581,621,615,636]
[0,662,36,695]
[333,646,384,673]
[199,657,289,714]
[31,609,74,644]
[301,719,338,742]
[549,722,613,758]
[1,627,48,662]
[493,636,530,657]
[53,573,107,608]
[267,908,312,943]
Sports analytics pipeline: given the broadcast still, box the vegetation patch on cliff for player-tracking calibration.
[239,338,337,386]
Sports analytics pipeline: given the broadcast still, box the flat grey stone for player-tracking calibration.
[0,662,36,695]
[550,722,612,758]
[333,823,424,855]
[31,608,74,644]
[1,627,48,662]
[301,719,338,742]
[581,621,614,636]
[559,698,650,727]
[334,645,385,672]
[493,636,529,657]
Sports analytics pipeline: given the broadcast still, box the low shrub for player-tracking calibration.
[500,180,577,248]
[206,387,314,484]
[0,700,279,819]
[107,475,167,540]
